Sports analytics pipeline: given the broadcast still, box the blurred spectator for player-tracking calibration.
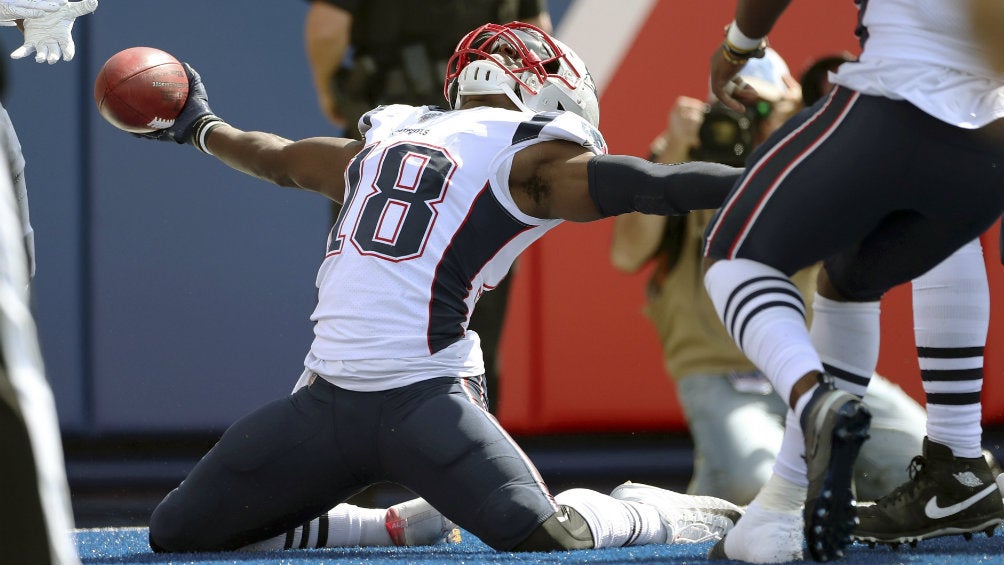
[966,0,1004,263]
[303,0,551,136]
[970,0,1004,73]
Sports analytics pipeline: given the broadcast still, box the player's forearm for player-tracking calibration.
[203,124,300,188]
[734,0,791,38]
[203,124,358,201]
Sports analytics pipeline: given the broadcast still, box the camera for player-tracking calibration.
[691,103,754,167]
[690,101,771,167]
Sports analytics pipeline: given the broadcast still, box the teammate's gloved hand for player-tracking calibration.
[0,0,65,23]
[11,0,97,64]
[136,63,224,153]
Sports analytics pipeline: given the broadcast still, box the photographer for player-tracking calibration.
[609,48,928,505]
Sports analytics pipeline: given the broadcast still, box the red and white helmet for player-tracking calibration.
[444,22,600,128]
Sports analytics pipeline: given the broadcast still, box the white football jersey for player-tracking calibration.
[305,104,606,391]
[831,0,1004,127]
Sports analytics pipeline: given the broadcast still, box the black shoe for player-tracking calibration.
[853,437,1004,547]
[800,376,871,562]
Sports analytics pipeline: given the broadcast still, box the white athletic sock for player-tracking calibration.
[913,240,988,458]
[751,472,806,513]
[772,410,809,489]
[237,503,391,551]
[809,293,880,397]
[704,258,822,406]
[554,489,665,548]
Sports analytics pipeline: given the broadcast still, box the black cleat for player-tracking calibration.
[800,377,871,562]
[853,437,1004,547]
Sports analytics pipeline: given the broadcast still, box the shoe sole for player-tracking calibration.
[854,516,1004,546]
[804,396,871,562]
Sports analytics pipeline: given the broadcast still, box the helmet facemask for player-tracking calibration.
[445,22,600,127]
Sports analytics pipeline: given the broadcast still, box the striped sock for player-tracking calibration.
[914,240,988,458]
[236,503,391,551]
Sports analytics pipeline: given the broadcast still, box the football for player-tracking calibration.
[94,47,189,134]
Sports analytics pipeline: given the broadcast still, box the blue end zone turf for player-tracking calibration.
[75,526,1004,565]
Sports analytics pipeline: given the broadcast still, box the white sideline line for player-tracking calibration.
[555,0,657,94]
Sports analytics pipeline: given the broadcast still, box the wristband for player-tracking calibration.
[192,115,226,155]
[720,44,751,66]
[725,21,764,52]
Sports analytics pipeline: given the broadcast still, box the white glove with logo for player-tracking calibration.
[0,0,65,23]
[11,0,97,64]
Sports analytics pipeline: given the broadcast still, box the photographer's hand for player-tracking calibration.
[651,96,705,164]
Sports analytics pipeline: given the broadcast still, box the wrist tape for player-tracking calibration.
[191,115,226,155]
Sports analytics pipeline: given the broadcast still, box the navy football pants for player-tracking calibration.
[706,86,1004,300]
[149,375,560,551]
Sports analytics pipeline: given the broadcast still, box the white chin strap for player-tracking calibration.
[455,56,531,112]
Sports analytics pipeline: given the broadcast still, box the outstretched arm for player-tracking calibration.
[202,125,361,202]
[133,62,361,202]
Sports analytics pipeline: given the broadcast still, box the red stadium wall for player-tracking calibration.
[496,2,1004,434]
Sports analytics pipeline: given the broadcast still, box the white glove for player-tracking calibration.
[0,0,65,22]
[11,0,97,64]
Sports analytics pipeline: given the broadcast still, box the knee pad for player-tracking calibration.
[510,506,593,551]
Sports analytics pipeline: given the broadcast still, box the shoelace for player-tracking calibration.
[875,455,928,508]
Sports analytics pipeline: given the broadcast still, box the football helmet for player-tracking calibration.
[444,22,600,127]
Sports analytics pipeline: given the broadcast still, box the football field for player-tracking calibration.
[76,525,1003,565]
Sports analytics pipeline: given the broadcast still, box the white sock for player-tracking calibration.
[752,472,806,513]
[914,239,988,458]
[555,488,665,548]
[809,293,880,397]
[772,410,809,489]
[705,258,822,406]
[237,503,391,551]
